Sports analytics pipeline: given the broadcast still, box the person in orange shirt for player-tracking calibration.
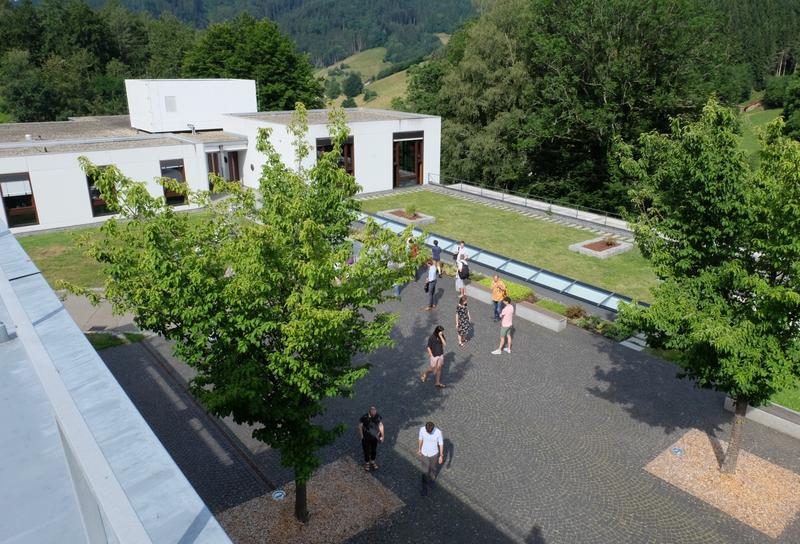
[490,275,507,322]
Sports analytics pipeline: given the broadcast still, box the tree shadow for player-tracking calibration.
[524,525,547,544]
[586,335,730,449]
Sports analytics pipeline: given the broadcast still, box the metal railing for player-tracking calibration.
[427,173,626,228]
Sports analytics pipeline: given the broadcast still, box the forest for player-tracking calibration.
[398,0,800,211]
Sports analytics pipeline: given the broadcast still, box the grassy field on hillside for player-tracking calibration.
[740,108,782,161]
[316,47,392,82]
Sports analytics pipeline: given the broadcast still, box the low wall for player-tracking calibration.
[465,282,567,333]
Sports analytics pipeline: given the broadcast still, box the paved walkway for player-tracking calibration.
[78,282,800,543]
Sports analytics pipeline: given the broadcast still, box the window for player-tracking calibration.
[86,166,113,217]
[316,137,354,176]
[1,173,38,228]
[393,132,423,188]
[164,96,177,113]
[160,159,186,206]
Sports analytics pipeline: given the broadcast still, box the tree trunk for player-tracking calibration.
[294,479,309,523]
[721,397,748,474]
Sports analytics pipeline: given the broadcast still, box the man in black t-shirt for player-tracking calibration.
[358,406,385,471]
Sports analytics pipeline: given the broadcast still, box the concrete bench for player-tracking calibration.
[465,282,567,333]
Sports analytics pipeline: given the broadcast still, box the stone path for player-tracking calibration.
[84,280,800,543]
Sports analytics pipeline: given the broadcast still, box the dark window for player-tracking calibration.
[316,137,354,176]
[392,133,423,188]
[86,166,114,217]
[1,173,38,228]
[160,159,186,206]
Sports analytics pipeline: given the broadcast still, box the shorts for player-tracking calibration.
[500,326,512,337]
[429,355,443,367]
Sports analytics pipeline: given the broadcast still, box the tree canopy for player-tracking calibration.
[72,106,421,520]
[182,13,323,111]
[615,98,800,472]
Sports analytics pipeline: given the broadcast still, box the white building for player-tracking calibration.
[0,79,441,232]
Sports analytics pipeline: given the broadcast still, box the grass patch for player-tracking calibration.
[770,382,800,412]
[740,108,782,165]
[475,275,535,302]
[536,298,567,315]
[332,69,408,110]
[316,47,392,81]
[85,331,146,351]
[360,191,658,301]
[17,225,106,288]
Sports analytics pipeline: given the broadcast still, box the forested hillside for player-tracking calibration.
[399,0,800,212]
[86,0,475,66]
[0,0,322,121]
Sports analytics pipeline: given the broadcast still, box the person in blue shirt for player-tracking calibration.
[431,239,442,277]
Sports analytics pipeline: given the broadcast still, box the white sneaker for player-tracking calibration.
[491,349,502,355]
[503,348,511,353]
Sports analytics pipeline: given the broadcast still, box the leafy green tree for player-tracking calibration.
[781,76,800,139]
[183,13,323,110]
[38,0,117,64]
[324,78,342,100]
[342,96,357,108]
[0,49,47,121]
[615,98,800,473]
[424,0,741,210]
[71,106,420,521]
[0,0,42,58]
[100,0,149,74]
[764,75,792,108]
[363,88,377,102]
[145,12,196,78]
[342,72,364,98]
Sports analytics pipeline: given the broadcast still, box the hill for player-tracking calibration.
[315,48,392,82]
[89,0,475,67]
[328,69,408,110]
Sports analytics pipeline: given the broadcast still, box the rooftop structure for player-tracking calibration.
[233,108,438,125]
[0,216,231,543]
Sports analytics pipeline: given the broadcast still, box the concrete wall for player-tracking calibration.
[126,79,257,133]
[223,113,441,194]
[1,143,209,233]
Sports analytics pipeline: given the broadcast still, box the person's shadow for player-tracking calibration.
[444,437,454,469]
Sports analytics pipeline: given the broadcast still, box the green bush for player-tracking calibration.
[342,96,357,108]
[363,88,378,102]
[405,204,418,217]
[475,276,535,302]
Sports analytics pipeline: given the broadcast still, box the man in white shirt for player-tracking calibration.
[417,421,444,495]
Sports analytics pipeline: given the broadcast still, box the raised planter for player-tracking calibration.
[376,209,436,227]
[465,282,567,333]
[569,237,633,259]
[723,397,800,440]
[465,281,492,304]
[516,300,567,333]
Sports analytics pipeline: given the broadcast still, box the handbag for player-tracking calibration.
[424,281,430,293]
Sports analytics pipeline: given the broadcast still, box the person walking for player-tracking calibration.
[431,240,442,277]
[418,421,444,495]
[424,259,438,310]
[455,259,466,297]
[358,406,385,471]
[492,296,514,355]
[455,295,472,347]
[491,275,507,322]
[421,325,446,388]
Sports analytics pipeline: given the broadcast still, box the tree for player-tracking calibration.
[342,72,363,98]
[764,75,792,108]
[342,96,357,108]
[781,75,800,139]
[363,88,377,102]
[145,12,196,78]
[615,98,800,473]
[324,78,341,100]
[182,13,323,111]
[424,0,741,210]
[71,106,421,521]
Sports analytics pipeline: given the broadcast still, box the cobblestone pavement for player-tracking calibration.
[101,279,800,543]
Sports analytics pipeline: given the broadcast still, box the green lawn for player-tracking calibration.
[316,47,392,81]
[739,108,782,163]
[17,226,106,288]
[770,382,800,412]
[360,191,658,301]
[85,332,146,350]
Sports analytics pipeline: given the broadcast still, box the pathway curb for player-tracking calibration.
[723,397,800,440]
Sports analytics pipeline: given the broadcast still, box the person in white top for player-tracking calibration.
[417,421,444,495]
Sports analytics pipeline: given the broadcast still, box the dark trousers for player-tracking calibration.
[362,435,378,463]
[427,279,437,307]
[493,300,502,320]
[421,454,438,481]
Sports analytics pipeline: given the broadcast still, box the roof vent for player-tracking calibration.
[0,322,14,343]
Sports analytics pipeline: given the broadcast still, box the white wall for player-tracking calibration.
[126,79,257,133]
[1,143,209,233]
[222,113,442,194]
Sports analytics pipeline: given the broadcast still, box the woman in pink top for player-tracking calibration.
[491,296,513,355]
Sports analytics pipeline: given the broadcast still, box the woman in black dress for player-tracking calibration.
[456,296,472,347]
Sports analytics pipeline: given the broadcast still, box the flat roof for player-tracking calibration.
[232,107,439,125]
[0,227,231,543]
[0,115,246,156]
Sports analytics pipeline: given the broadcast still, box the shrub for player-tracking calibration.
[565,305,586,319]
[342,96,357,108]
[476,276,535,302]
[363,88,378,102]
[405,204,418,217]
[764,75,791,108]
